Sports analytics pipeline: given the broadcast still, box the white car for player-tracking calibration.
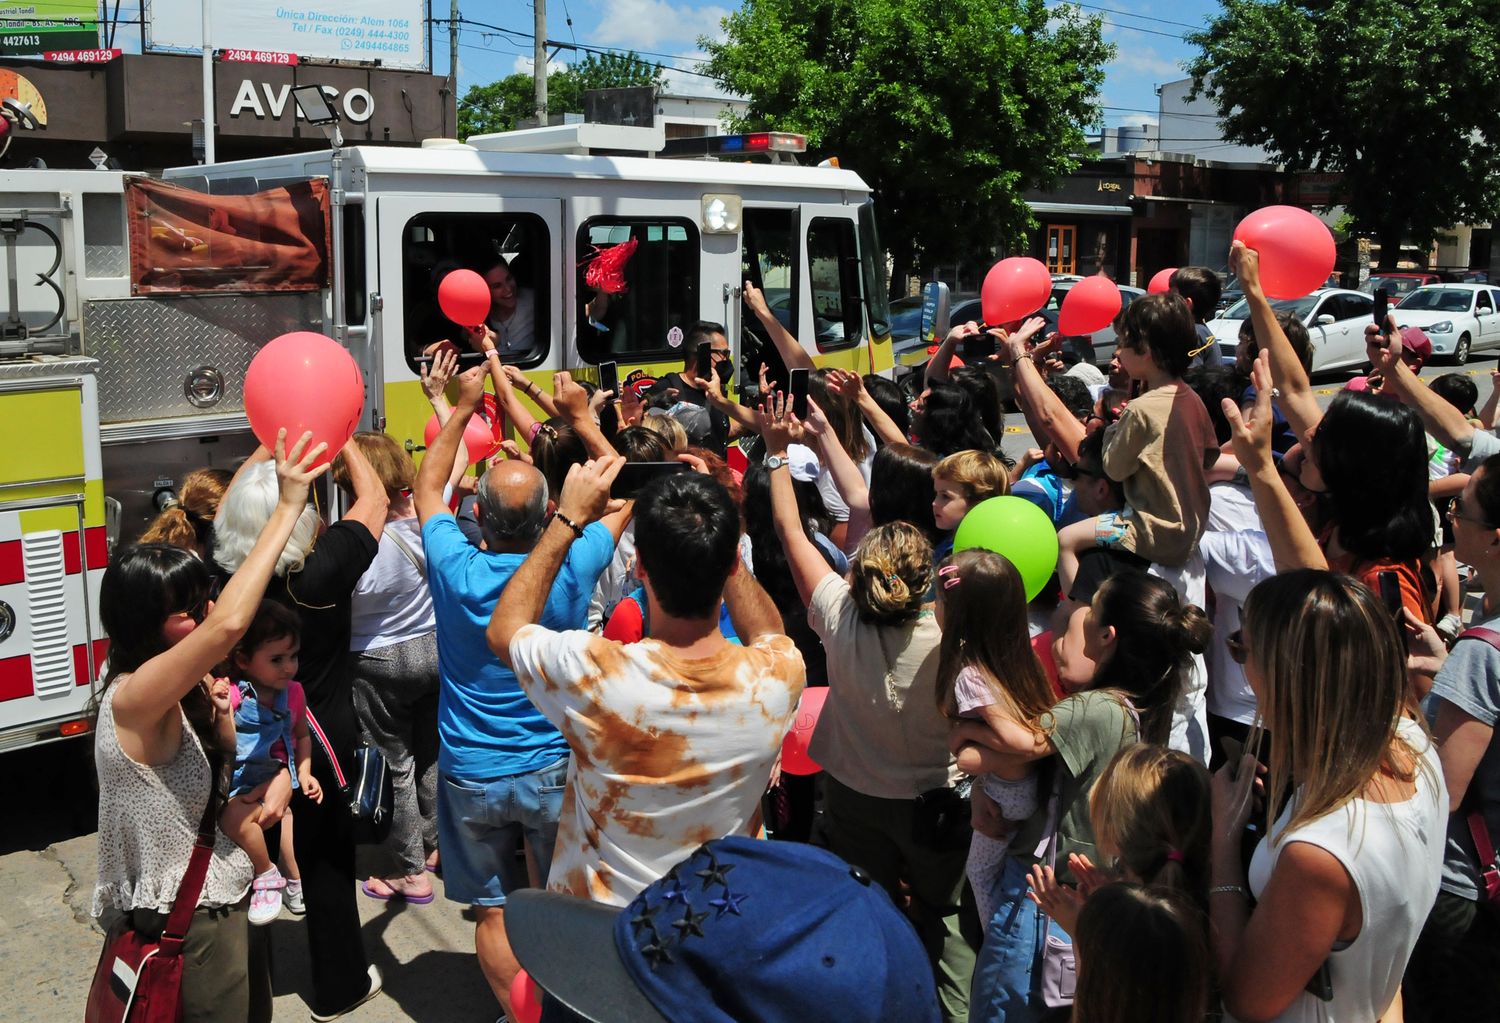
[1391,284,1500,365]
[1207,288,1376,374]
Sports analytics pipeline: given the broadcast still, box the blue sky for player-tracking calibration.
[448,0,1227,129]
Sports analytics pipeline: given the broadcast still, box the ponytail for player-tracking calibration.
[139,506,199,551]
[1090,745,1212,910]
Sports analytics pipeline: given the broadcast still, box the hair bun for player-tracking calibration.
[1177,603,1213,655]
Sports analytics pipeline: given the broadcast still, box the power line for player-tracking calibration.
[1056,2,1204,31]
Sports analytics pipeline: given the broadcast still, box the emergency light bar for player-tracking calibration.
[661,132,808,159]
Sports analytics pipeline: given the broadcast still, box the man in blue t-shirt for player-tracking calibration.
[414,365,628,1014]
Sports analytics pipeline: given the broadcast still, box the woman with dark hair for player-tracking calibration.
[870,442,941,542]
[960,568,1211,1021]
[914,382,997,458]
[1231,243,1435,618]
[212,437,391,1021]
[950,365,1005,449]
[91,433,323,1023]
[862,373,911,442]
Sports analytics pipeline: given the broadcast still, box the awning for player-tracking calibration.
[1027,201,1135,216]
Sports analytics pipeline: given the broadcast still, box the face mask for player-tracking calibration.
[714,360,734,385]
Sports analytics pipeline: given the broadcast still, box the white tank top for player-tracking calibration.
[1236,717,1447,1023]
[92,684,252,916]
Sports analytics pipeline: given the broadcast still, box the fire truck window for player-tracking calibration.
[83,192,127,279]
[858,201,892,340]
[741,208,798,390]
[807,217,863,351]
[576,218,699,364]
[401,212,549,372]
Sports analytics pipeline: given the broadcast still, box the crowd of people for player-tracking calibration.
[92,239,1500,1023]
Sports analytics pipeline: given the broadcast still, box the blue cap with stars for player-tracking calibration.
[506,835,940,1023]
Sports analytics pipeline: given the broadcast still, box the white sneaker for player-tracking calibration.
[248,867,285,926]
[283,879,305,916]
[310,964,382,1021]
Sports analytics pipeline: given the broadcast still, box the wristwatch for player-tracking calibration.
[764,454,787,471]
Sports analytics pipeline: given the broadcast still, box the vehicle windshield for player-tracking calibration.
[1368,275,1424,296]
[1398,288,1472,312]
[1223,295,1318,321]
[888,296,924,339]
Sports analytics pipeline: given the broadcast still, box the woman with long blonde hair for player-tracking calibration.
[1211,570,1445,1023]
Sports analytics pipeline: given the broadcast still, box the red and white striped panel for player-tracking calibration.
[0,515,107,720]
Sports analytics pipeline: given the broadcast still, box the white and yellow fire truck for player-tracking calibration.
[0,123,895,751]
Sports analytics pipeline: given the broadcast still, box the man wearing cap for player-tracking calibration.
[507,837,942,1023]
[488,465,805,911]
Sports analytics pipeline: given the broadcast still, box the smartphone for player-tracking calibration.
[963,331,997,361]
[599,360,619,399]
[788,367,810,419]
[695,341,713,379]
[611,461,690,499]
[1373,288,1389,335]
[1377,569,1408,654]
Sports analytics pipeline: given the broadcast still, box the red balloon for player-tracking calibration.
[1232,206,1336,300]
[243,332,364,468]
[509,969,542,1023]
[981,257,1052,325]
[438,269,492,328]
[424,411,500,466]
[1147,267,1177,294]
[780,686,828,776]
[1057,276,1122,336]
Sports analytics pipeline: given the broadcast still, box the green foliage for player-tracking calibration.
[1187,0,1500,252]
[701,0,1112,287]
[457,52,666,139]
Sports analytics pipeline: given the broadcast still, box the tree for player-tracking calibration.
[702,0,1112,294]
[1187,0,1500,258]
[458,52,666,139]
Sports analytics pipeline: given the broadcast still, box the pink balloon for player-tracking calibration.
[438,269,492,328]
[1232,206,1336,300]
[1058,276,1122,336]
[244,332,364,468]
[509,969,542,1023]
[1147,267,1177,294]
[981,257,1052,325]
[424,411,500,466]
[780,687,828,776]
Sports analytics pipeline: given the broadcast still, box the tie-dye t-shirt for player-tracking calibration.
[509,625,805,907]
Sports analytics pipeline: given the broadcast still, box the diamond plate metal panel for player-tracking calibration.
[84,295,324,424]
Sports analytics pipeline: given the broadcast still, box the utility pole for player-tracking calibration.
[448,0,458,134]
[532,0,547,125]
[201,0,215,164]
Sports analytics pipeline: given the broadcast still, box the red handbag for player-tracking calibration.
[84,798,217,1023]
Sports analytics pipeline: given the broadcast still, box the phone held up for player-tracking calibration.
[695,341,713,380]
[1373,288,1389,336]
[788,368,810,420]
[611,461,690,500]
[599,360,619,400]
[1377,569,1408,655]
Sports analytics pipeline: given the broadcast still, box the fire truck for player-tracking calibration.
[0,122,895,751]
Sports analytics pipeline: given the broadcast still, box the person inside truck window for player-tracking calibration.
[470,257,536,360]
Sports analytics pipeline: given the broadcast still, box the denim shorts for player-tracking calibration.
[435,756,569,907]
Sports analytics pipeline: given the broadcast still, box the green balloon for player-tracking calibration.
[951,496,1060,602]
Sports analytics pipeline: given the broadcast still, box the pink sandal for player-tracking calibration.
[360,876,435,905]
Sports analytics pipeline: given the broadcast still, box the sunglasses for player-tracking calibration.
[1227,629,1248,665]
[1449,495,1496,528]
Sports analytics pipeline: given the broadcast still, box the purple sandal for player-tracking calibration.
[361,878,436,904]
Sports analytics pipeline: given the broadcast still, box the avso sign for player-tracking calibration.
[229,80,373,123]
[146,0,426,70]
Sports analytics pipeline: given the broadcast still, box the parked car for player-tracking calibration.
[1391,284,1500,364]
[1365,272,1441,304]
[1207,288,1376,374]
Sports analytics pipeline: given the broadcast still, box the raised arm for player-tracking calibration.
[1231,241,1323,440]
[487,455,623,665]
[552,371,616,461]
[113,432,328,736]
[1223,351,1327,571]
[802,398,872,548]
[1481,369,1500,431]
[1371,324,1477,454]
[686,364,760,433]
[414,366,486,525]
[826,369,906,448]
[744,281,814,371]
[335,438,390,541]
[1003,326,1087,464]
[758,396,837,607]
[722,557,784,646]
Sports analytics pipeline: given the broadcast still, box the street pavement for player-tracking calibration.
[3,353,1497,1023]
[1,740,496,1023]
